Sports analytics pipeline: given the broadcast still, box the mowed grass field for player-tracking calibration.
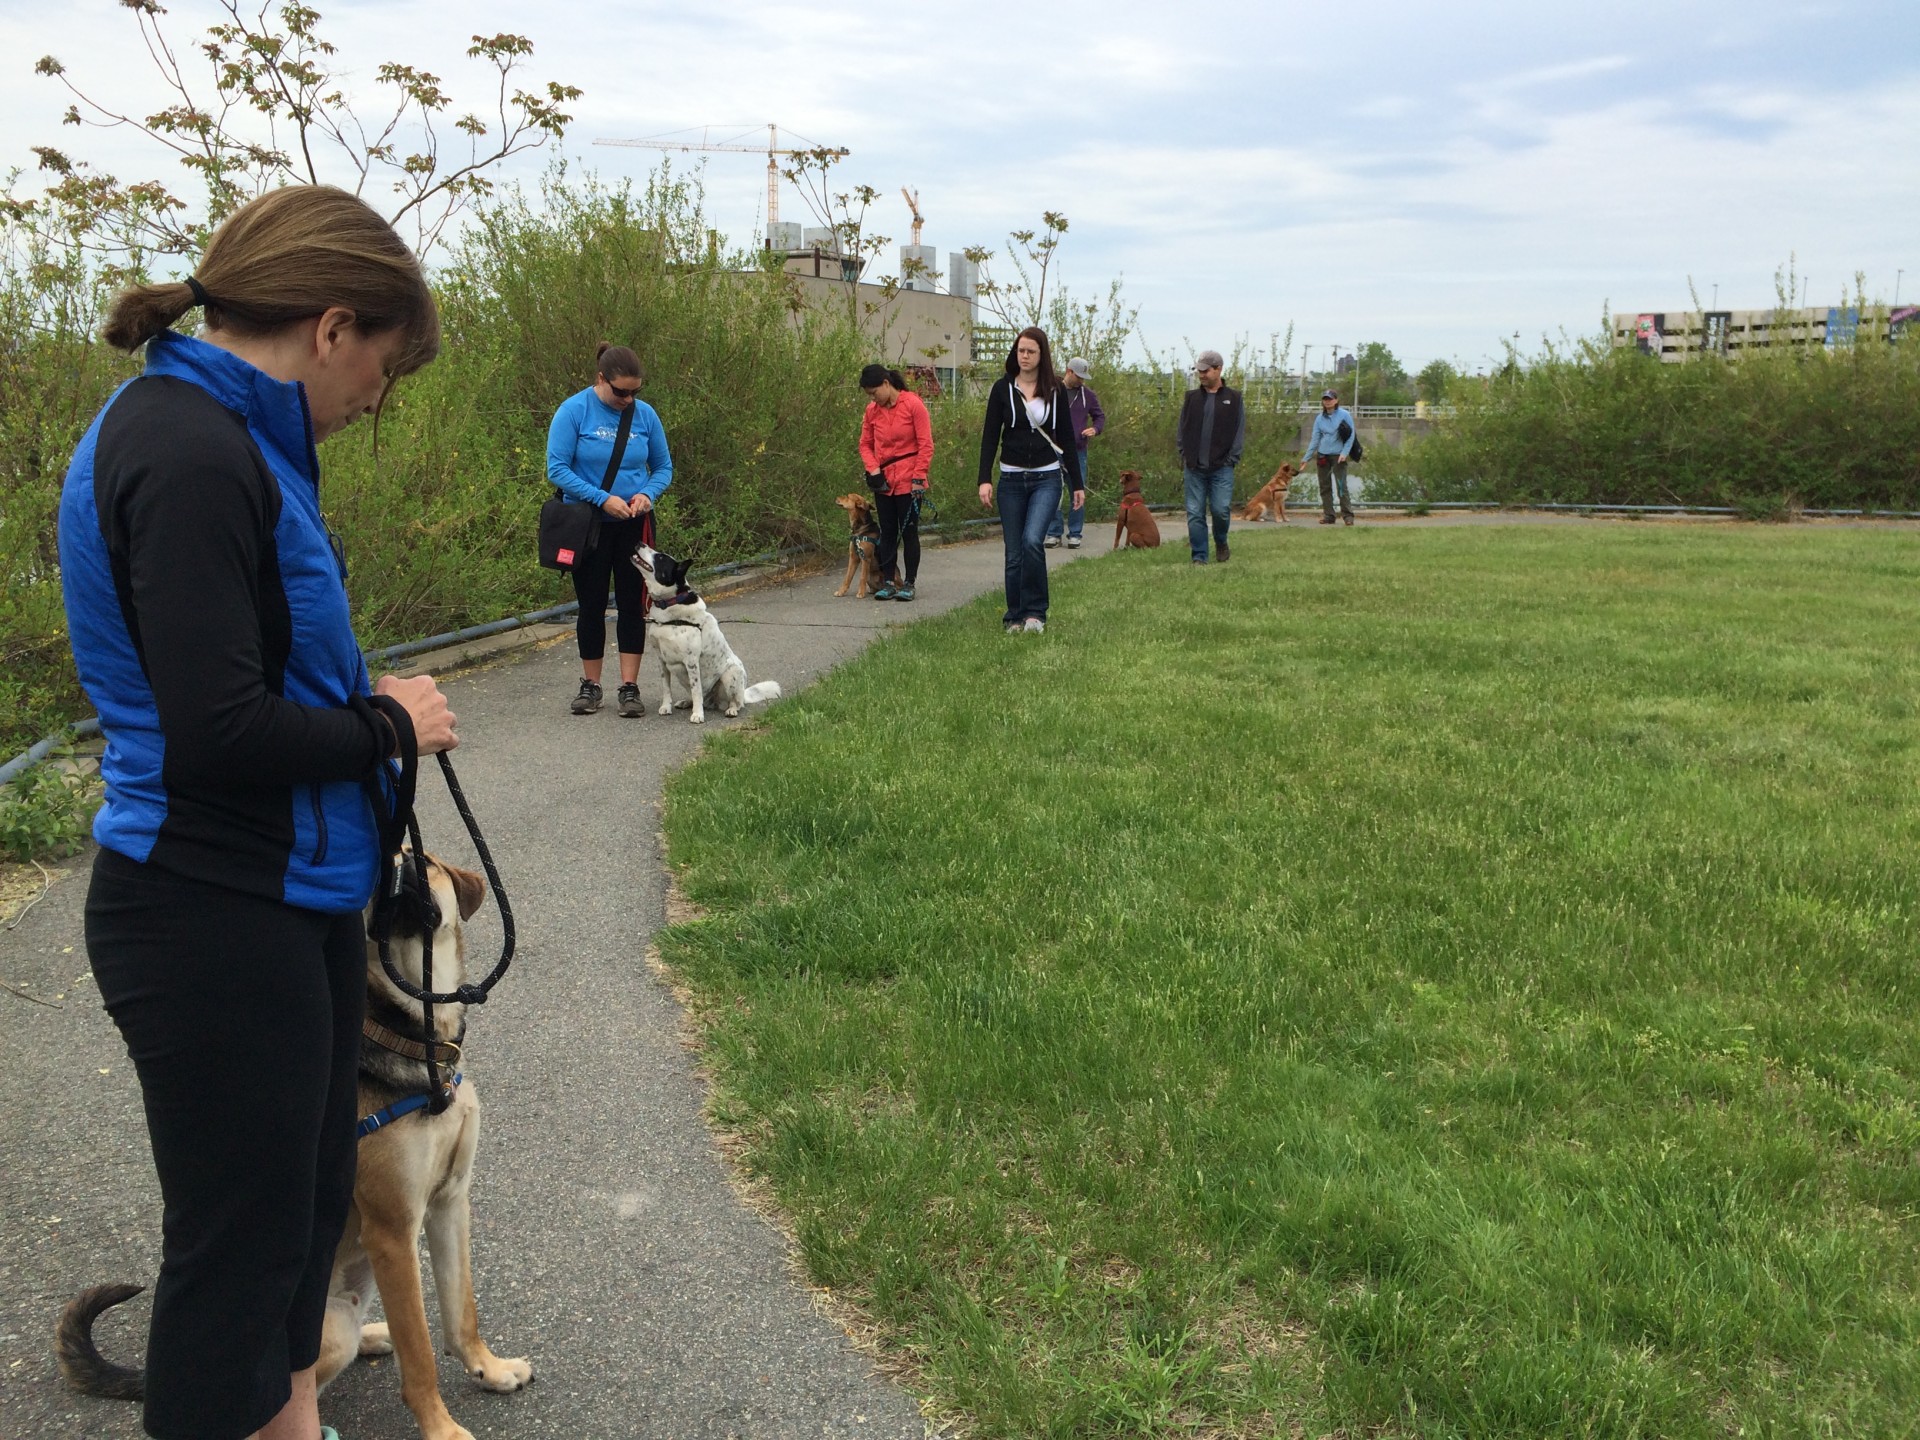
[660,522,1920,1438]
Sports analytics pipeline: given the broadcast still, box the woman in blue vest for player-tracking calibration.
[58,185,455,1440]
[545,343,674,718]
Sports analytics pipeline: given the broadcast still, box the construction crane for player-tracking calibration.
[593,125,849,228]
[901,187,924,246]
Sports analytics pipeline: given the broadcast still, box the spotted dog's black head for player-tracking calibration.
[632,544,698,603]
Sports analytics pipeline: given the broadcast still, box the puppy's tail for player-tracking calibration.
[56,1283,147,1400]
[742,681,782,705]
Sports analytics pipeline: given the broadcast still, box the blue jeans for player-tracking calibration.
[1184,465,1235,560]
[997,468,1063,622]
[1316,457,1353,518]
[1044,451,1088,539]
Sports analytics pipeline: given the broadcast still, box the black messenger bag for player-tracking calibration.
[538,402,634,572]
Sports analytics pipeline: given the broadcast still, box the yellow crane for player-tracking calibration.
[901,186,924,246]
[593,125,849,228]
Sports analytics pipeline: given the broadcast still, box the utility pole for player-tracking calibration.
[1897,269,1905,308]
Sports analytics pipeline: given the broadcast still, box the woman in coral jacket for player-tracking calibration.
[857,363,934,602]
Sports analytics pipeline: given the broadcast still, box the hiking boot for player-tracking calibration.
[1217,542,1230,563]
[1066,536,1082,549]
[617,682,643,717]
[1043,534,1061,548]
[873,581,896,601]
[892,583,915,602]
[1343,513,1355,526]
[569,678,603,715]
[1319,515,1336,525]
[1024,617,1046,634]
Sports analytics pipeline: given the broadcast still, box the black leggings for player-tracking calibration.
[875,491,920,584]
[85,848,364,1440]
[572,512,654,661]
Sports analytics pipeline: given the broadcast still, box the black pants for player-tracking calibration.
[875,491,920,584]
[85,848,364,1440]
[572,512,654,661]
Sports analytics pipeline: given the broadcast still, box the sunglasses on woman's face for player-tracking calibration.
[606,382,639,400]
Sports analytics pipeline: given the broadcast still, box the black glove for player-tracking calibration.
[865,472,884,495]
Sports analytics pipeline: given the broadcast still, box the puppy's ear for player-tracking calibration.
[441,860,487,921]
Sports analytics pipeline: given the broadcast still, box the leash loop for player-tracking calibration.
[361,706,515,1118]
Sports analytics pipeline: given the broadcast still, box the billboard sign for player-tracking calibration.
[1825,307,1860,348]
[1634,313,1663,355]
[1889,306,1918,344]
[1701,311,1731,357]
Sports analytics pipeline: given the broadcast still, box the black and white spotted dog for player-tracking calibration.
[631,545,783,724]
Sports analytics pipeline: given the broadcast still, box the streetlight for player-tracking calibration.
[1898,269,1905,308]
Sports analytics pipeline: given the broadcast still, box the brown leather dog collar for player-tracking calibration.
[364,1016,463,1069]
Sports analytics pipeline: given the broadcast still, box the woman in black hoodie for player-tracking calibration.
[976,327,1084,633]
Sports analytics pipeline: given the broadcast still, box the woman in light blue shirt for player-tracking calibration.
[546,342,673,717]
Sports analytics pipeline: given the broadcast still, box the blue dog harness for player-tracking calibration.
[357,1073,463,1139]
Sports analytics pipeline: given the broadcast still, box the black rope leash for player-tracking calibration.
[378,752,517,1006]
[361,702,515,1114]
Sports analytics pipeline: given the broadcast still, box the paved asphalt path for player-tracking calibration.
[0,522,1120,1440]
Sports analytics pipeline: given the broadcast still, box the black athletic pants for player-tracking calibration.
[875,491,920,585]
[571,512,654,661]
[85,848,364,1440]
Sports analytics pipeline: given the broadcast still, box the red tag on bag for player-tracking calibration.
[557,548,575,566]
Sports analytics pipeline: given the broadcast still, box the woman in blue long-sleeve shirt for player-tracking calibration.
[546,342,674,717]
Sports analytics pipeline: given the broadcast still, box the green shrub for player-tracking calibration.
[1386,324,1920,509]
[0,760,101,862]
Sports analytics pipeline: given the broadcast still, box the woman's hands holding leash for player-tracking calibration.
[601,493,653,521]
[376,674,459,754]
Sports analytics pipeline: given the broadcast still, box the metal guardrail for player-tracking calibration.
[1,545,818,789]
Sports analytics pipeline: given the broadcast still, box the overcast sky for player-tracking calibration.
[2,0,1914,373]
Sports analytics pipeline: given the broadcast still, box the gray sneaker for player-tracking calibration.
[570,678,603,715]
[1023,617,1046,634]
[617,682,643,717]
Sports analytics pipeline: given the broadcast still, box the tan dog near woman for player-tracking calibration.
[1240,463,1297,523]
[1113,470,1162,549]
[833,493,883,597]
[58,854,531,1440]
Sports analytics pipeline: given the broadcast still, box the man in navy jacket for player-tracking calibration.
[1175,349,1244,563]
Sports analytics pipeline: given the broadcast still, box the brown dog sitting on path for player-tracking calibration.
[1113,470,1162,549]
[833,493,883,597]
[58,853,532,1440]
[1240,463,1297,523]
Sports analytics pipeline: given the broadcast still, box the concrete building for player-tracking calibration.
[1610,305,1917,361]
[762,234,974,392]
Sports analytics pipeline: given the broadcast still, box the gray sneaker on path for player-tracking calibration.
[570,678,603,715]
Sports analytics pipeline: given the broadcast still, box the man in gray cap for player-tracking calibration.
[1175,349,1244,563]
[1046,357,1106,548]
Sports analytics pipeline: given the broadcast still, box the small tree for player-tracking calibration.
[14,0,580,263]
[1417,359,1457,404]
[965,212,1137,369]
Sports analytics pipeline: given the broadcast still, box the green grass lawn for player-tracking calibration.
[660,523,1920,1438]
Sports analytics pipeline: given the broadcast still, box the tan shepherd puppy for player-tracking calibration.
[1240,463,1297,523]
[1113,469,1162,549]
[833,493,883,597]
[58,854,531,1440]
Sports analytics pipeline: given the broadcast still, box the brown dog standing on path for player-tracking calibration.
[833,493,883,597]
[1113,470,1162,550]
[1240,463,1296,523]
